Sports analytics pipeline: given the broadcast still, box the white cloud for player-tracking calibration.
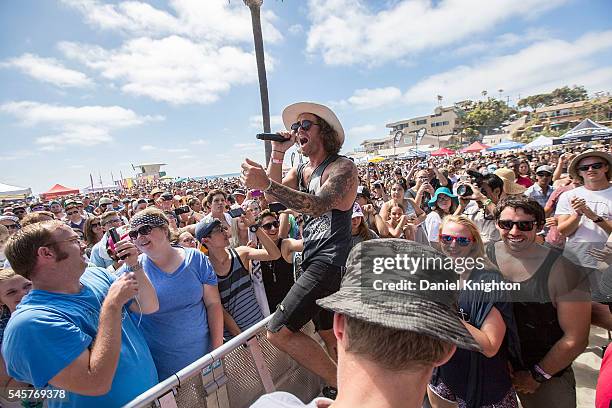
[140,145,156,151]
[249,114,283,129]
[61,0,283,45]
[288,24,303,35]
[345,87,402,110]
[190,139,209,145]
[57,0,283,105]
[179,155,196,160]
[305,0,568,66]
[0,101,161,148]
[453,28,551,57]
[60,36,274,105]
[0,53,93,88]
[404,30,612,105]
[348,124,378,137]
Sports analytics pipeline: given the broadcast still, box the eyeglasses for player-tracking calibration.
[261,220,280,230]
[128,224,154,239]
[577,162,605,172]
[439,234,472,247]
[536,172,552,177]
[4,224,19,231]
[13,210,25,215]
[66,210,79,215]
[102,218,122,226]
[290,119,319,132]
[497,219,537,231]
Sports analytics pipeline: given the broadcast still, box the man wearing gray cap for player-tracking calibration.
[524,165,555,208]
[251,239,480,408]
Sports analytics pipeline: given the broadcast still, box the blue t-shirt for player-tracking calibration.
[135,248,218,380]
[2,267,158,408]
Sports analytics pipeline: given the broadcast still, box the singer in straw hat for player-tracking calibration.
[240,102,358,397]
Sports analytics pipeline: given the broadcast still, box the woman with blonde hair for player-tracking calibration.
[428,215,518,408]
[0,269,32,400]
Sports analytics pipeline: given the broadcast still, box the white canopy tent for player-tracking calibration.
[523,135,553,150]
[0,183,32,200]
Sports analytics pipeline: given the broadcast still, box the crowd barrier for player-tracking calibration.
[123,315,323,408]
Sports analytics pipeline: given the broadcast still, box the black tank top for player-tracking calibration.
[485,243,567,373]
[297,155,352,268]
[260,239,295,312]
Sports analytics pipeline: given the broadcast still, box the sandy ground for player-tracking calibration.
[575,326,609,408]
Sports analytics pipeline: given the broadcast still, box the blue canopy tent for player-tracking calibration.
[487,140,525,151]
[552,118,612,145]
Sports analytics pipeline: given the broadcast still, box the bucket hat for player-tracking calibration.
[317,239,481,352]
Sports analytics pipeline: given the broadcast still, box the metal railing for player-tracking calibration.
[123,316,323,408]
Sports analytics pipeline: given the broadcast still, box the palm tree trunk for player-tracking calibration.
[246,2,272,165]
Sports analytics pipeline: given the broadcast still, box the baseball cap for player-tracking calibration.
[99,197,112,205]
[535,165,553,174]
[233,189,246,197]
[317,239,481,352]
[356,186,370,199]
[195,218,221,242]
[160,192,173,201]
[150,187,164,197]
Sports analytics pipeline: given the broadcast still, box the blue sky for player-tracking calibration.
[1,0,611,194]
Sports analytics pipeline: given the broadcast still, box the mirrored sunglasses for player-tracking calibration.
[439,234,472,247]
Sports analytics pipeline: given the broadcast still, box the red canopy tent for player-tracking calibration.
[40,184,80,200]
[430,147,456,156]
[460,141,490,153]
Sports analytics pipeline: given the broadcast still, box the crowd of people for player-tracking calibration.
[0,100,611,408]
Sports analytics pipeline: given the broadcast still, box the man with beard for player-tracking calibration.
[241,102,357,397]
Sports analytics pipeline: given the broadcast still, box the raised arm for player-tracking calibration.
[243,157,358,218]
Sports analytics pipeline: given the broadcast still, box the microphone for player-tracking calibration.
[256,133,288,142]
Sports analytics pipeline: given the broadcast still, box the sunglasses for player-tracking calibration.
[161,196,173,201]
[290,119,319,132]
[103,218,122,226]
[91,223,101,228]
[497,220,536,231]
[536,172,552,177]
[66,210,78,215]
[261,220,280,230]
[577,162,605,172]
[5,224,20,230]
[439,234,472,247]
[210,225,229,235]
[128,224,154,240]
[13,210,25,214]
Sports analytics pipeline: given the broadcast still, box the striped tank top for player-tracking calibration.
[216,248,264,339]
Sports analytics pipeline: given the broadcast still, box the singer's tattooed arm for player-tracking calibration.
[267,158,358,218]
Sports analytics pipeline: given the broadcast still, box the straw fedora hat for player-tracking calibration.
[568,149,612,181]
[494,168,526,195]
[282,102,345,146]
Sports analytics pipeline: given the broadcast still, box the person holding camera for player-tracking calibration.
[454,173,506,244]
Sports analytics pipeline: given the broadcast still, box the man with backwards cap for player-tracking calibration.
[251,239,480,408]
[241,102,358,396]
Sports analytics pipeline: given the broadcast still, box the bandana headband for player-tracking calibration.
[129,213,168,231]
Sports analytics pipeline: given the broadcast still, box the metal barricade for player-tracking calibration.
[123,316,323,408]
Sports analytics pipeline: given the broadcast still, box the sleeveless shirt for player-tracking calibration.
[296,155,352,268]
[216,248,264,339]
[485,243,567,374]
